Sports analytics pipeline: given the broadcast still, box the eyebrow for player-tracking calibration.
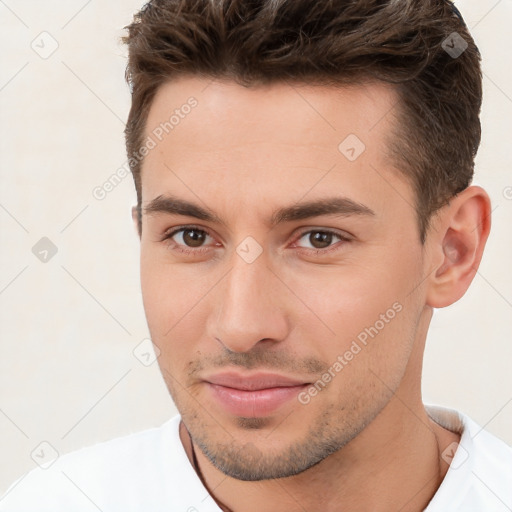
[143,194,375,227]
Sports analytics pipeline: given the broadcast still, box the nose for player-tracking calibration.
[207,252,290,353]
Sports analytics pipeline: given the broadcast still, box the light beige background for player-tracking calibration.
[1,0,511,496]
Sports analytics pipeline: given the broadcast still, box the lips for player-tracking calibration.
[204,372,310,418]
[206,372,308,390]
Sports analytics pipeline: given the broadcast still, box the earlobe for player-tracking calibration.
[426,186,491,308]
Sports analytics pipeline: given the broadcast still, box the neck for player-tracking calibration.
[180,397,459,512]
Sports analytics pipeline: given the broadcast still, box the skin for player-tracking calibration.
[133,76,491,511]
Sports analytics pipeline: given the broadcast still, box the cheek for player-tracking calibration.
[140,253,215,361]
[140,254,177,345]
[140,256,175,331]
[286,253,422,357]
[140,249,202,321]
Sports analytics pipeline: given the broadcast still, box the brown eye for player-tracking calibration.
[181,229,207,247]
[309,231,334,249]
[164,227,214,251]
[294,229,349,253]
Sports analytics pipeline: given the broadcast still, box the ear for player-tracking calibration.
[131,205,141,239]
[425,186,491,308]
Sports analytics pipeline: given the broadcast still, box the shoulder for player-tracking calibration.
[0,415,191,512]
[426,405,512,512]
[461,410,512,506]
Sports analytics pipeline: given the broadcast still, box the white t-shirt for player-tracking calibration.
[1,405,511,511]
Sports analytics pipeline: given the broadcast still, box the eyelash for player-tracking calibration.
[161,225,351,256]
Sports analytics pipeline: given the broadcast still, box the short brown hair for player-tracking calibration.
[123,0,482,242]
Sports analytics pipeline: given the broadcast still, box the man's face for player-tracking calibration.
[138,77,431,480]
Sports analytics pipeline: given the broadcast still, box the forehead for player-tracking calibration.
[145,76,399,148]
[140,76,414,224]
